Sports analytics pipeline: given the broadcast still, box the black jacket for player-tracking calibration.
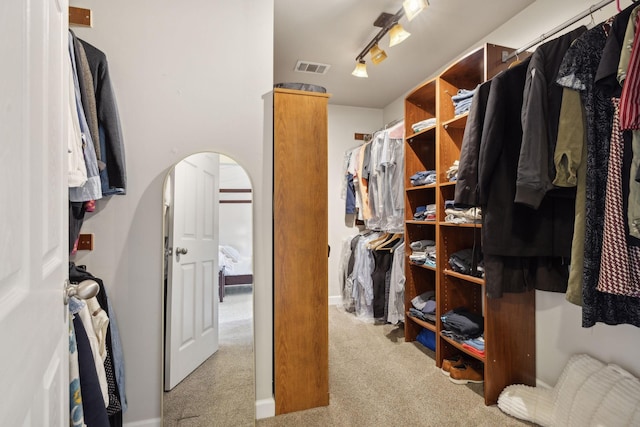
[478,57,573,257]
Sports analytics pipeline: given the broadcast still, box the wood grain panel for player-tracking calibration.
[485,290,536,405]
[274,88,330,414]
[69,6,91,27]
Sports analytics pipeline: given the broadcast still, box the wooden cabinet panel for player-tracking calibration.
[274,88,330,414]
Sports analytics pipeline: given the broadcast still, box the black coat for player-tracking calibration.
[478,57,574,258]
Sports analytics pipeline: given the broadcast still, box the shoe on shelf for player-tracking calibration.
[449,362,484,384]
[440,354,464,377]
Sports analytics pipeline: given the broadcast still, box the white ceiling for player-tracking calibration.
[274,0,535,108]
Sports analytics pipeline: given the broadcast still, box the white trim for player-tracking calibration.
[123,418,161,427]
[328,295,342,306]
[536,378,552,389]
[256,397,276,419]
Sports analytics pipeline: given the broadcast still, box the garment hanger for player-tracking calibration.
[376,233,403,251]
[508,52,521,69]
[367,231,390,249]
[586,6,596,29]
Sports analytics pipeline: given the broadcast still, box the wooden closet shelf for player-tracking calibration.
[443,269,485,286]
[440,334,485,363]
[406,220,437,225]
[439,222,482,229]
[409,263,437,272]
[406,312,436,332]
[406,183,437,191]
[442,112,469,130]
[407,126,436,141]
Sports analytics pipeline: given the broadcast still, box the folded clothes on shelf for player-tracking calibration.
[446,160,459,181]
[410,170,436,186]
[413,204,436,221]
[411,290,436,315]
[444,207,482,224]
[448,248,484,277]
[410,239,436,250]
[411,117,437,133]
[441,307,484,339]
[451,87,476,116]
[409,252,427,264]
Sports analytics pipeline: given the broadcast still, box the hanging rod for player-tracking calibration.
[502,0,614,62]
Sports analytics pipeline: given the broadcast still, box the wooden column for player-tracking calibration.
[273,88,330,414]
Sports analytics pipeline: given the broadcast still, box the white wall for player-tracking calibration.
[68,0,274,424]
[382,0,640,389]
[327,105,383,303]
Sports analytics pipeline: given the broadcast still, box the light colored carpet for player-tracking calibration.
[163,286,255,427]
[256,306,532,427]
[163,291,531,426]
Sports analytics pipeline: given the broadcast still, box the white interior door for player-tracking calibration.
[0,0,69,425]
[165,153,220,390]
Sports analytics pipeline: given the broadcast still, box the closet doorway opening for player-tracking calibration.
[161,152,255,424]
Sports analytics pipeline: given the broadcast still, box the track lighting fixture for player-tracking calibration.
[370,44,388,65]
[403,0,429,21]
[351,60,368,77]
[351,2,427,78]
[389,23,411,47]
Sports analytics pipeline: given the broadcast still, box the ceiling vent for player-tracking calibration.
[295,60,331,75]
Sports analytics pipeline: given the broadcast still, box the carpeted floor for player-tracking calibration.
[163,290,532,426]
[163,286,255,427]
[256,306,532,427]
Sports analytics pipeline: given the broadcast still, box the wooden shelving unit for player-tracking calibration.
[403,44,536,405]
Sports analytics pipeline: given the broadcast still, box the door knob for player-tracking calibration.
[64,279,100,305]
[175,247,188,261]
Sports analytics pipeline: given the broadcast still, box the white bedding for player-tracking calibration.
[219,245,252,275]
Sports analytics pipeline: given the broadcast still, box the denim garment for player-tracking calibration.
[454,98,474,115]
[345,173,356,214]
[451,88,476,102]
[410,170,436,186]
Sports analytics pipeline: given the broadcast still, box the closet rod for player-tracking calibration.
[501,0,614,62]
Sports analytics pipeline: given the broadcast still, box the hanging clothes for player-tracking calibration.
[69,262,127,425]
[597,98,640,296]
[342,120,404,231]
[68,32,102,203]
[454,80,492,207]
[343,122,405,232]
[69,311,86,427]
[553,88,587,306]
[386,241,405,325]
[515,26,586,209]
[557,11,640,327]
[77,37,127,195]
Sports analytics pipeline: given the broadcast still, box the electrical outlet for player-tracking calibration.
[77,233,94,251]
